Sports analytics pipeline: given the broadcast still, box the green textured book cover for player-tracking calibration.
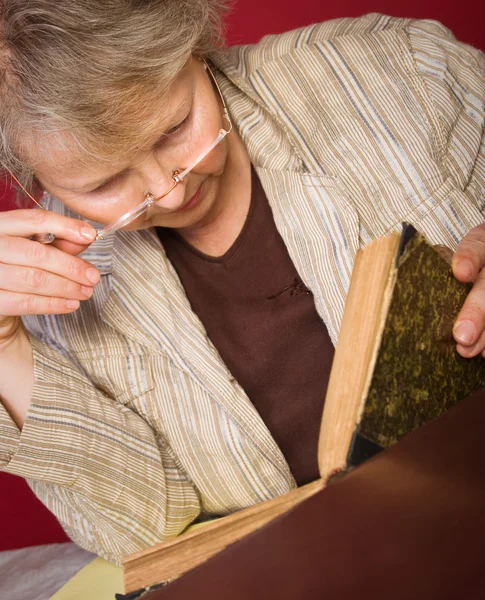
[348,224,485,466]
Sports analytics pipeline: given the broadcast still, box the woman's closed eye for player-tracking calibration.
[155,113,190,148]
[90,171,127,195]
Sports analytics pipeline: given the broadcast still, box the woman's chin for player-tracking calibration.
[150,190,218,231]
[143,205,208,231]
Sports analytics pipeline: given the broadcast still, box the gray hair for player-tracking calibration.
[0,0,229,189]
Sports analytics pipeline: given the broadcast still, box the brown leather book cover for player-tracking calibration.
[142,387,485,600]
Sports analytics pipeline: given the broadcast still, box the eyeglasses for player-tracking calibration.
[9,56,232,244]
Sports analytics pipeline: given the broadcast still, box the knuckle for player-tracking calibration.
[26,209,48,226]
[67,258,82,278]
[25,267,47,289]
[20,294,38,314]
[26,241,48,263]
[65,281,80,296]
[46,296,58,313]
[461,301,482,318]
[460,305,485,329]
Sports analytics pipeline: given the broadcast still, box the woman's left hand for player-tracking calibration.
[452,224,485,358]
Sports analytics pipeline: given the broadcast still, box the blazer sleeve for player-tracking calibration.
[406,19,485,206]
[0,335,201,565]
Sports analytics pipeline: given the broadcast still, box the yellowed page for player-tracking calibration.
[49,557,123,600]
[318,233,400,481]
[122,479,323,593]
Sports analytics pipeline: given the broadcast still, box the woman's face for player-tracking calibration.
[33,57,231,234]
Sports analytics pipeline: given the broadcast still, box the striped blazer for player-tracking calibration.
[1,14,484,564]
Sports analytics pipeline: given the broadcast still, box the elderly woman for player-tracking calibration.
[0,1,484,564]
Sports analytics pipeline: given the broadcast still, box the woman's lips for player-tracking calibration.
[176,182,203,213]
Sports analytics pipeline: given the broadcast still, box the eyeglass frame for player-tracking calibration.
[9,56,233,244]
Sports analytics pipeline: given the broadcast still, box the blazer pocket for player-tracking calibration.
[80,354,155,405]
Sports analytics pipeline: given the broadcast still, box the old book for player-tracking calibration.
[318,223,485,477]
[121,224,485,596]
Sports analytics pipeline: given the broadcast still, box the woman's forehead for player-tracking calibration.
[31,61,197,187]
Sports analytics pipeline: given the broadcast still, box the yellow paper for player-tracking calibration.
[49,557,123,600]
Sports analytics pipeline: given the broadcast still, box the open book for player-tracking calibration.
[121,224,485,595]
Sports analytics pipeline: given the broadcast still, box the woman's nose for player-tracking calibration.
[142,158,185,211]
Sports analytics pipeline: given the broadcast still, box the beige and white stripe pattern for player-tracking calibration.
[0,14,484,564]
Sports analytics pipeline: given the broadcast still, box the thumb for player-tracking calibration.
[452,223,485,283]
[52,238,94,256]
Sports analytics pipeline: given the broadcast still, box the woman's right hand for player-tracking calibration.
[0,208,100,350]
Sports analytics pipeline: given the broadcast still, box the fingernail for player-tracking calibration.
[453,320,476,345]
[453,258,474,280]
[66,300,80,310]
[79,226,96,241]
[81,286,94,298]
[86,268,100,284]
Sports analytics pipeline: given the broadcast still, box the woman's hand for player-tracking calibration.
[452,223,485,357]
[0,209,99,350]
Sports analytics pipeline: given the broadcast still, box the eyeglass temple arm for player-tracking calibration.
[175,127,230,183]
[175,57,232,184]
[7,171,44,210]
[5,172,56,243]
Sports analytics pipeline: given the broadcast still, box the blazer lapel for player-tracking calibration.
[99,228,293,480]
[255,167,360,346]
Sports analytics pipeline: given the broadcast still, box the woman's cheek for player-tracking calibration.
[196,137,229,177]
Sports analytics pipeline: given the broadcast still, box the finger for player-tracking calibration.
[0,237,100,287]
[0,290,80,316]
[0,263,93,301]
[457,327,485,358]
[0,209,97,245]
[52,238,93,256]
[452,223,485,283]
[453,268,485,348]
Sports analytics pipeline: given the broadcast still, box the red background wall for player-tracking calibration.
[225,0,485,51]
[1,0,484,552]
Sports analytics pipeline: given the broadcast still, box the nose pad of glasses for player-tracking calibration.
[145,193,155,206]
[172,169,182,183]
